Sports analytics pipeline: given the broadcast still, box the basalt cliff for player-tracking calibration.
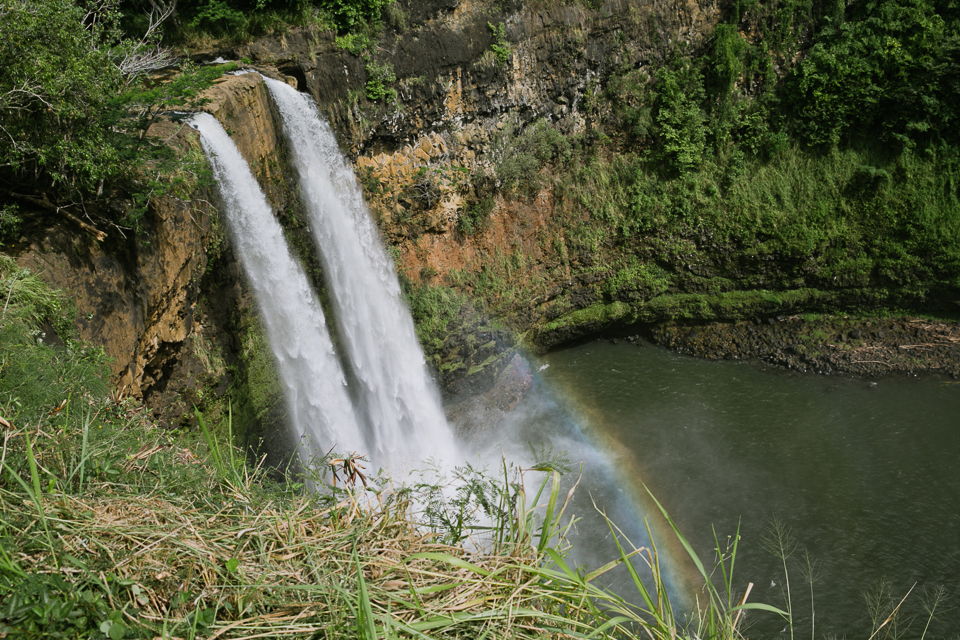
[10,0,960,435]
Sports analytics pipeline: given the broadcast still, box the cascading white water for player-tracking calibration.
[264,78,459,472]
[191,113,368,461]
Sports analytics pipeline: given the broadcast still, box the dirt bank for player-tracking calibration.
[638,315,960,379]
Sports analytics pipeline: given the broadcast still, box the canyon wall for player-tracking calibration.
[12,0,730,425]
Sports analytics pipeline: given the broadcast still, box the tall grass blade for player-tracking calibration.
[537,470,561,554]
[405,552,491,576]
[644,486,709,581]
[24,430,42,497]
[354,545,378,640]
[5,433,57,568]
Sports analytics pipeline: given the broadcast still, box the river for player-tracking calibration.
[519,340,960,637]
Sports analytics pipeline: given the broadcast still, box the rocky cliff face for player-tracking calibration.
[234,0,720,149]
[15,130,215,407]
[221,0,725,394]
[12,0,727,422]
[13,72,302,427]
[219,0,722,244]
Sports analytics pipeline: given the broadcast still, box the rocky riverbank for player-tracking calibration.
[639,315,960,379]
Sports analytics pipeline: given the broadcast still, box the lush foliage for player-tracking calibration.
[365,60,396,101]
[320,0,395,32]
[495,119,578,194]
[0,0,127,197]
[488,21,511,65]
[466,0,960,330]
[652,58,709,175]
[404,280,470,358]
[163,0,393,38]
[0,256,108,424]
[0,0,232,232]
[788,0,960,146]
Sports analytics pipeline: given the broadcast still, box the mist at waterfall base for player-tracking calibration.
[467,373,693,610]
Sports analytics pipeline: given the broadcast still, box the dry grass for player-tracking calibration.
[0,410,636,639]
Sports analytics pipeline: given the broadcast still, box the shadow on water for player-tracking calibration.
[527,339,960,639]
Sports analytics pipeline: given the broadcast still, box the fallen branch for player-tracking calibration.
[5,191,107,241]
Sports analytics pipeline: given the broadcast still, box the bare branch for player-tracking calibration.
[4,191,107,242]
[119,0,177,83]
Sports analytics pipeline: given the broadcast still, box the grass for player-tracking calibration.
[0,401,786,640]
[0,254,949,639]
[0,253,772,638]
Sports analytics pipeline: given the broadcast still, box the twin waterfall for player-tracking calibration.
[192,77,458,474]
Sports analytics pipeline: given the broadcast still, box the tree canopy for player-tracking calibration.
[0,0,128,197]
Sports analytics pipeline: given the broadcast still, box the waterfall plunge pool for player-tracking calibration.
[508,340,960,638]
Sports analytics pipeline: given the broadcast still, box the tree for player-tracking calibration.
[0,0,127,198]
[0,0,227,237]
[789,0,958,146]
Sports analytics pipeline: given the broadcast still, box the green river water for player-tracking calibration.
[517,340,960,637]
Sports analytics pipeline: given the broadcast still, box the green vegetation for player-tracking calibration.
[0,257,107,422]
[404,280,470,362]
[488,21,511,65]
[161,0,395,43]
[335,31,373,55]
[464,0,960,345]
[788,0,960,147]
[365,60,397,102]
[1,0,138,203]
[0,206,21,247]
[495,119,578,195]
[0,0,232,233]
[457,194,495,236]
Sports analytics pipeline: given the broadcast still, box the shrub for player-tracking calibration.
[652,60,708,175]
[320,0,395,32]
[457,195,495,236]
[495,119,574,193]
[0,256,108,425]
[488,21,511,65]
[365,60,396,101]
[787,0,958,147]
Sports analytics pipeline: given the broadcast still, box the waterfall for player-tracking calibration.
[263,77,458,472]
[190,113,368,462]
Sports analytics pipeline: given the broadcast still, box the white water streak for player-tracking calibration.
[191,113,366,459]
[264,78,459,473]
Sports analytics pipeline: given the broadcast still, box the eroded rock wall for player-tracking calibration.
[14,72,301,427]
[12,0,729,419]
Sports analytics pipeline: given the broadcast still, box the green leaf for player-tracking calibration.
[404,552,491,576]
[109,621,126,640]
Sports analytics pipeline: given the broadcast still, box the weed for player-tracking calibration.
[488,21,511,65]
[336,31,372,55]
[457,194,495,236]
[0,206,20,246]
[365,60,397,102]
